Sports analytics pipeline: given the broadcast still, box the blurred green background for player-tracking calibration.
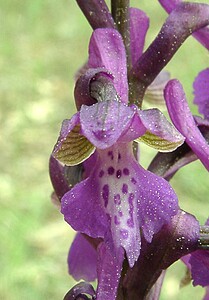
[1,0,209,299]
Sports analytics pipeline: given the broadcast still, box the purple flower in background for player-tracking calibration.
[193,68,209,120]
[164,79,209,171]
[181,218,209,300]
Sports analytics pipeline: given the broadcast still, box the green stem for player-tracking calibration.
[111,0,131,72]
[198,225,209,249]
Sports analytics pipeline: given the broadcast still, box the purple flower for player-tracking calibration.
[164,79,209,171]
[53,28,184,273]
[181,218,209,299]
[193,68,209,120]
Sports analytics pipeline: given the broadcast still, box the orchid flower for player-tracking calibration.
[49,1,209,299]
[53,28,183,266]
[52,28,185,299]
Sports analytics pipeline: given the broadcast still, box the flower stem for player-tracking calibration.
[111,0,131,71]
[198,226,209,249]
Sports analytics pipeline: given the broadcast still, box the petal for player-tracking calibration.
[193,27,209,51]
[53,113,95,166]
[159,0,209,50]
[96,242,124,300]
[131,2,209,102]
[181,218,209,288]
[129,8,149,66]
[144,71,170,108]
[134,163,179,243]
[118,110,146,143]
[148,116,209,179]
[136,108,184,151]
[61,174,109,239]
[193,68,209,120]
[49,155,70,201]
[68,233,97,282]
[76,0,115,30]
[189,251,209,287]
[88,28,128,103]
[204,287,209,300]
[80,100,136,149]
[92,144,178,267]
[165,79,209,171]
[158,0,180,12]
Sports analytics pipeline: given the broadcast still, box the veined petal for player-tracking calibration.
[80,100,136,149]
[88,28,128,103]
[193,68,209,120]
[53,113,95,166]
[129,8,149,66]
[136,108,184,151]
[165,79,209,171]
[68,233,97,282]
[144,71,170,108]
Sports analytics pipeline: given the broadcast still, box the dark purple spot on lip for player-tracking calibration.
[128,193,135,209]
[118,210,123,217]
[116,169,122,178]
[114,215,120,225]
[127,218,134,228]
[123,168,130,175]
[114,194,121,205]
[108,151,114,160]
[131,177,137,184]
[108,166,115,175]
[118,153,121,160]
[120,229,129,239]
[102,184,109,207]
[99,170,104,178]
[122,183,128,194]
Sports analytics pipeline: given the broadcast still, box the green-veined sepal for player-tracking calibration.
[136,130,184,152]
[54,125,95,166]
